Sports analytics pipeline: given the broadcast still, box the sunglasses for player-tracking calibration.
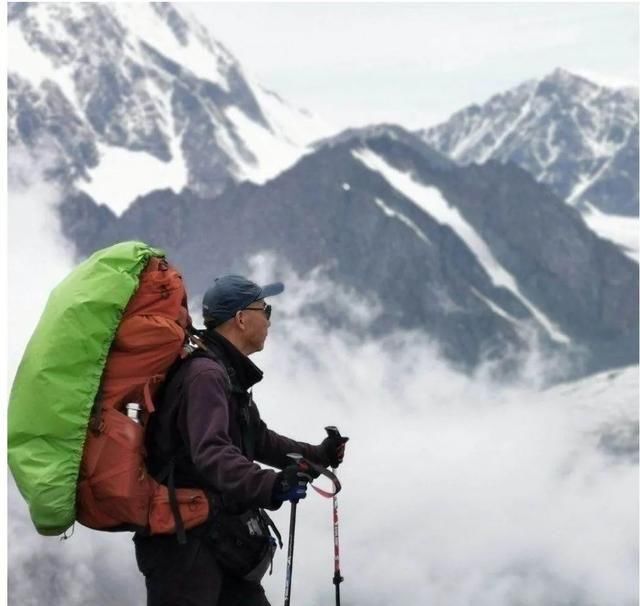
[242,304,272,320]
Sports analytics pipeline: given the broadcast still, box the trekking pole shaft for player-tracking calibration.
[325,427,344,606]
[332,467,343,606]
[284,500,298,606]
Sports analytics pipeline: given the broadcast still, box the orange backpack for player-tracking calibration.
[76,256,209,539]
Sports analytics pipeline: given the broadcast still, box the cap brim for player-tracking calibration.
[258,282,284,298]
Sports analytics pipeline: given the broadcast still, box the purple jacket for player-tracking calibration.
[148,332,328,511]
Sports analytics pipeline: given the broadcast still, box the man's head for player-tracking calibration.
[202,275,284,355]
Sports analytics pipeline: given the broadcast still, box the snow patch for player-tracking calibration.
[111,3,230,89]
[353,147,571,344]
[77,142,188,216]
[8,22,53,85]
[471,287,519,325]
[8,19,82,116]
[251,84,334,147]
[224,106,308,184]
[582,203,639,262]
[372,197,431,245]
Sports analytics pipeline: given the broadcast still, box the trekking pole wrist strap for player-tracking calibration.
[300,458,341,498]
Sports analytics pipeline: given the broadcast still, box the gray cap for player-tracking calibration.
[202,274,284,326]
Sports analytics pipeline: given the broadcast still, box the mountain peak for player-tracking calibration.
[314,123,412,147]
[419,68,639,218]
[8,2,332,214]
[312,123,456,174]
[544,67,590,86]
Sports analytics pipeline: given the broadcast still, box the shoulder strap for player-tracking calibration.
[186,331,256,460]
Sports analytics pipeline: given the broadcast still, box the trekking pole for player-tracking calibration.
[284,453,303,606]
[325,426,344,606]
[283,453,342,606]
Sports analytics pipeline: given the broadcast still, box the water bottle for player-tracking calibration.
[125,403,143,424]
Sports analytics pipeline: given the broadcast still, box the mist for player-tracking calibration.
[7,146,76,381]
[250,260,638,606]
[7,161,638,605]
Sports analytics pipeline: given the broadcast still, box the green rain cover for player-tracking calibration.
[8,241,164,535]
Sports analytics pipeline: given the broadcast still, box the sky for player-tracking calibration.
[186,2,639,130]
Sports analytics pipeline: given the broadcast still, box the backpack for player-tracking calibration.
[8,241,209,537]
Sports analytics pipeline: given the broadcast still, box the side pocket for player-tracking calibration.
[78,407,153,530]
[207,510,274,581]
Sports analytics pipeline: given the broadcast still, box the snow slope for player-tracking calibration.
[582,204,639,262]
[353,147,571,344]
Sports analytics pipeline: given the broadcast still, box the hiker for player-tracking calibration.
[134,274,348,606]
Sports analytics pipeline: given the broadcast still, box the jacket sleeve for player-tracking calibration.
[252,405,330,470]
[180,364,278,510]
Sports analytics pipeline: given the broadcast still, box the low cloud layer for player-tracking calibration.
[7,172,638,605]
[250,265,638,606]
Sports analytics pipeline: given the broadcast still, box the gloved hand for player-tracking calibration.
[320,433,349,468]
[272,463,312,504]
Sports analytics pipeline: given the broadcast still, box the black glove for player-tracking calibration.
[272,463,312,505]
[320,434,349,468]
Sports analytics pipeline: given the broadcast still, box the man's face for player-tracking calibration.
[240,298,271,353]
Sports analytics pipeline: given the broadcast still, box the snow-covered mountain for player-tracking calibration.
[8,4,638,376]
[8,2,331,214]
[419,69,639,230]
[61,125,638,378]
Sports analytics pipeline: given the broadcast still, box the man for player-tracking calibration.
[135,275,347,606]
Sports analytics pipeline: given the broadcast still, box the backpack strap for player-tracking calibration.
[187,331,256,461]
[148,342,206,545]
[259,509,283,549]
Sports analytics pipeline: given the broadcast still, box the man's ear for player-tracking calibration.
[234,310,247,330]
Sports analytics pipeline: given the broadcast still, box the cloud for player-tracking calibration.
[247,256,639,606]
[7,246,637,605]
[7,144,76,382]
[7,145,138,604]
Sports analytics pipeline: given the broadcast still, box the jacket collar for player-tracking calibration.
[201,329,264,390]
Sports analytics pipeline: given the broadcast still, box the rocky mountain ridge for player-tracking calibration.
[419,69,639,217]
[60,125,639,379]
[8,2,329,213]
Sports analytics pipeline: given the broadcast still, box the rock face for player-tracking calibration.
[8,2,329,210]
[60,126,639,379]
[419,69,639,217]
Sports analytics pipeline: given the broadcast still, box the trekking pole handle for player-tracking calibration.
[325,426,342,439]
